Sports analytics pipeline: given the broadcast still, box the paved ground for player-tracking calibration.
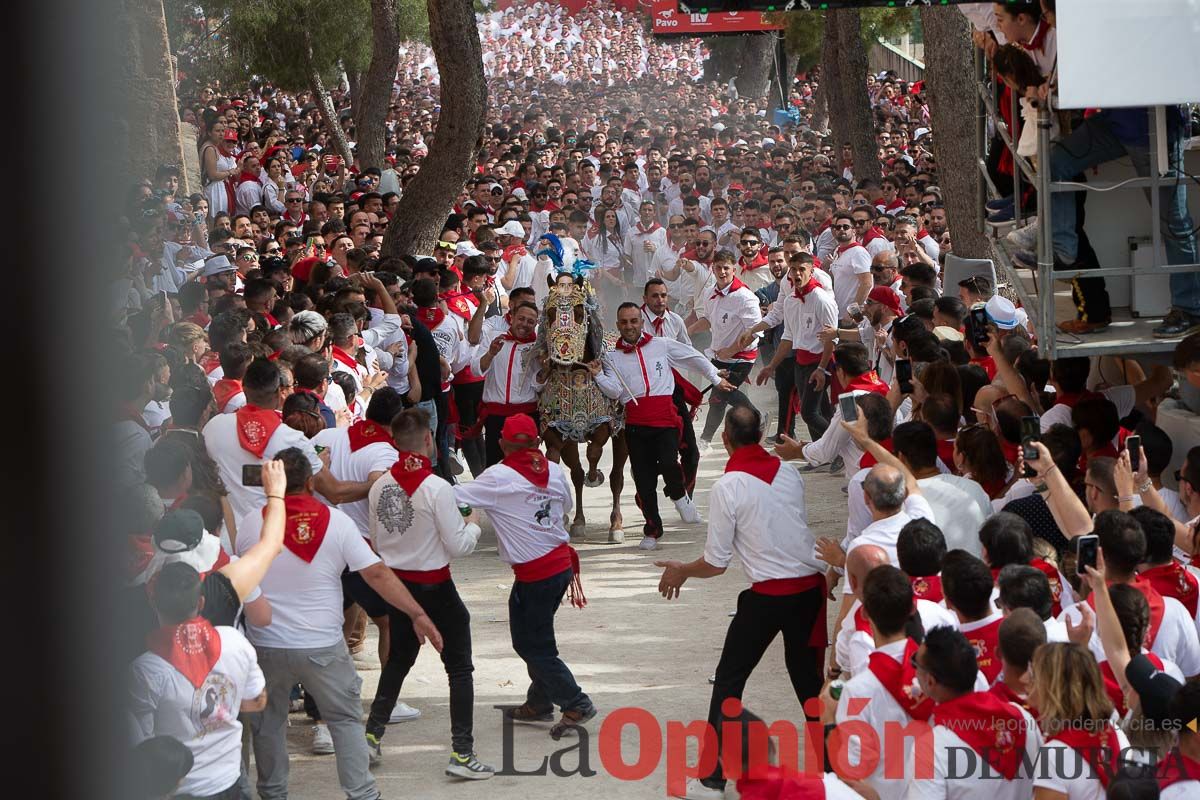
[280,385,848,799]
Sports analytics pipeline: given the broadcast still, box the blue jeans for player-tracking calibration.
[1051,115,1200,315]
[508,569,592,714]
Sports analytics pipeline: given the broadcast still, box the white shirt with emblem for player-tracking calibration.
[311,425,397,536]
[700,282,762,362]
[452,458,574,565]
[368,469,481,571]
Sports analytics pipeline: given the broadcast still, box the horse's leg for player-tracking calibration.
[542,428,563,464]
[584,423,609,487]
[559,441,588,539]
[608,431,627,544]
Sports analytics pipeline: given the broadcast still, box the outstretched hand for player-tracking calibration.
[655,560,688,600]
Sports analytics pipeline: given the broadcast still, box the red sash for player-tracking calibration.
[390,451,433,496]
[1158,751,1200,792]
[212,379,243,412]
[146,616,222,689]
[235,405,282,458]
[502,447,550,489]
[725,444,781,484]
[348,420,393,452]
[735,767,827,800]
[393,565,451,584]
[964,616,1004,683]
[910,574,944,603]
[861,227,887,247]
[1140,561,1199,618]
[272,494,330,563]
[1100,652,1163,716]
[512,542,586,608]
[931,692,1027,780]
[1049,726,1121,789]
[868,639,933,721]
[1031,558,1067,617]
[858,437,893,470]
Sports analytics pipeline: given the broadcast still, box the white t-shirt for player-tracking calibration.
[368,470,481,570]
[843,495,937,594]
[201,412,323,521]
[1039,385,1136,432]
[235,502,379,649]
[452,459,573,565]
[311,425,396,536]
[1034,728,1132,800]
[828,243,873,317]
[916,474,992,558]
[128,626,265,797]
[1058,592,1200,675]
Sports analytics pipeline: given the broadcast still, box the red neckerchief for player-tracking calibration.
[1140,561,1199,618]
[444,292,473,321]
[330,345,359,373]
[416,306,446,329]
[971,355,998,381]
[1078,441,1120,475]
[264,312,279,328]
[724,444,781,484]
[937,439,958,474]
[861,226,887,246]
[932,692,1027,780]
[911,574,943,603]
[503,328,537,344]
[1158,750,1200,791]
[236,170,260,185]
[145,616,222,689]
[1087,577,1166,647]
[735,767,827,800]
[1049,726,1122,789]
[738,251,768,274]
[999,438,1021,466]
[1020,19,1049,52]
[917,228,932,240]
[793,277,822,301]
[868,638,933,721]
[641,305,666,335]
[844,371,888,396]
[710,276,749,300]
[127,535,156,581]
[858,437,893,469]
[1100,652,1163,715]
[502,447,550,489]
[836,241,865,255]
[212,379,243,412]
[235,404,282,458]
[1030,558,1067,616]
[347,419,393,452]
[635,222,662,235]
[988,678,1036,717]
[615,332,652,354]
[270,494,331,563]
[390,450,433,495]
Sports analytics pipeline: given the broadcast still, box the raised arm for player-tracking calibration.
[218,460,286,601]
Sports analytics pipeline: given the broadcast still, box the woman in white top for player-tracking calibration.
[199,117,239,220]
[261,155,289,215]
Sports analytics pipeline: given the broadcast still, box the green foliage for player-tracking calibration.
[778,6,915,71]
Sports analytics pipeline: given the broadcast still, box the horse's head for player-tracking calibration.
[544,283,591,366]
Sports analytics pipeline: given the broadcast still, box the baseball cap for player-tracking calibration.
[1125,653,1184,731]
[913,127,931,141]
[455,242,482,258]
[511,187,528,201]
[985,295,1019,330]
[501,414,539,444]
[866,286,903,317]
[498,220,526,238]
[412,257,440,275]
[153,510,224,577]
[933,326,965,343]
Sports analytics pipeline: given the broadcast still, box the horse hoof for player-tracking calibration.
[570,521,588,539]
[584,470,605,488]
[607,528,625,544]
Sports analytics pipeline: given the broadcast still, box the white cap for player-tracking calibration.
[455,242,482,258]
[985,295,1019,330]
[760,137,776,149]
[511,187,528,201]
[913,127,931,141]
[498,220,526,238]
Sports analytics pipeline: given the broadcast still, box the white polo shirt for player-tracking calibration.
[235,502,379,649]
[128,626,265,797]
[369,470,481,571]
[700,279,762,363]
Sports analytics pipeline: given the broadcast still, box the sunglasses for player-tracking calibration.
[286,197,303,203]
[372,222,388,229]
[436,241,455,250]
[740,240,760,247]
[832,224,853,231]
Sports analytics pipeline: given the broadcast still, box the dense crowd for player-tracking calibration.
[114,1,1200,799]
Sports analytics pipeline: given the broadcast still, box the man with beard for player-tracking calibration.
[827,211,873,320]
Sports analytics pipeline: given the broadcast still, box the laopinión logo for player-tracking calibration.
[494,699,1199,796]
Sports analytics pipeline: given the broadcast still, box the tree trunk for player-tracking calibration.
[354,0,401,171]
[735,33,775,100]
[833,9,880,185]
[920,6,990,259]
[383,0,486,258]
[304,30,355,168]
[822,27,846,148]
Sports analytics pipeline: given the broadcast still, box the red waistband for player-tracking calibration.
[750,574,824,596]
[625,394,680,428]
[512,542,576,583]
[730,349,758,362]
[392,565,452,584]
[794,349,822,366]
[479,401,538,418]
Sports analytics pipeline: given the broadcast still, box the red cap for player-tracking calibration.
[291,256,320,283]
[223,128,239,142]
[501,414,539,444]
[866,286,903,317]
[727,183,745,192]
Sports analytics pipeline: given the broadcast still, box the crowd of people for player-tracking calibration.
[114,0,1200,798]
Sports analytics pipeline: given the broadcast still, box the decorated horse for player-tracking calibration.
[535,271,628,543]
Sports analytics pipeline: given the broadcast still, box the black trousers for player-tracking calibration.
[793,361,831,442]
[626,423,685,538]
[773,358,796,440]
[483,411,540,468]
[673,387,700,497]
[453,381,486,477]
[700,586,825,789]
[434,391,453,482]
[701,360,756,442]
[366,579,475,754]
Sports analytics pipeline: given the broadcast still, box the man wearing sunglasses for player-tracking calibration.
[851,207,892,259]
[827,211,873,321]
[735,228,772,292]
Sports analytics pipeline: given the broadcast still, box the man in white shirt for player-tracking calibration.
[128,562,267,800]
[625,201,669,288]
[237,447,441,800]
[469,300,544,466]
[595,303,730,549]
[202,358,371,521]
[117,352,159,489]
[688,251,763,448]
[904,626,1041,800]
[827,211,873,320]
[656,406,827,800]
[452,415,596,740]
[362,408,493,779]
[942,550,1007,685]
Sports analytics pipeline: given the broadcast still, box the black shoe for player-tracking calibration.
[1153,309,1200,338]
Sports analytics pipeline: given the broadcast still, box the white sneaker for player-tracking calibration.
[352,650,379,670]
[446,751,496,780]
[1005,218,1039,250]
[696,439,712,457]
[674,495,702,524]
[312,723,335,755]
[674,778,725,799]
[638,535,659,551]
[387,702,421,724]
